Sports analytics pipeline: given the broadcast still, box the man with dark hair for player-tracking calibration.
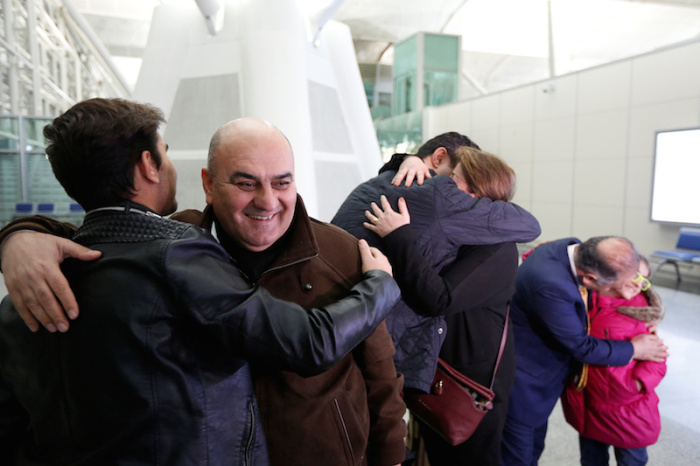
[501,236,669,466]
[44,98,173,212]
[331,135,541,394]
[414,131,480,160]
[382,131,480,188]
[0,98,400,464]
[0,114,407,466]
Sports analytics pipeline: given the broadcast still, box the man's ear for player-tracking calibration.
[580,273,598,289]
[202,168,214,205]
[432,147,448,165]
[136,150,160,184]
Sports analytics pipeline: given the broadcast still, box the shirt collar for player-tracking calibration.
[567,243,582,286]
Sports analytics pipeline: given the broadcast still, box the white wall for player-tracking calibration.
[424,39,700,258]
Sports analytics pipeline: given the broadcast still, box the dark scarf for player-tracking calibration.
[214,216,292,283]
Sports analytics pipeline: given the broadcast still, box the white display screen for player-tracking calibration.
[651,128,700,225]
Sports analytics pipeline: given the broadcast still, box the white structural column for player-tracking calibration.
[3,0,19,113]
[27,0,43,115]
[134,0,381,218]
[235,0,316,214]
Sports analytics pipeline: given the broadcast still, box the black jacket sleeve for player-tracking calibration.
[165,230,402,376]
[381,225,514,317]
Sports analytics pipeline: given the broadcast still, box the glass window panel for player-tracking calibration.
[424,70,458,106]
[374,110,423,160]
[394,35,417,77]
[24,118,52,151]
[0,153,22,224]
[0,117,19,151]
[424,34,460,71]
[393,73,416,115]
[378,92,392,107]
[363,79,375,107]
[26,153,73,206]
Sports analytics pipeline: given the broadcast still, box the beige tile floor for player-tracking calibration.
[540,283,700,465]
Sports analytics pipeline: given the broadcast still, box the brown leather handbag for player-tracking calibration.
[405,309,509,446]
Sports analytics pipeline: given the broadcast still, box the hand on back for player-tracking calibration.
[391,155,431,187]
[1,231,100,332]
[363,196,410,238]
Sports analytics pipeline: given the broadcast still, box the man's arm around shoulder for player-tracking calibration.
[164,228,401,376]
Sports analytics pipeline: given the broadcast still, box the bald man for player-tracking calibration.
[188,119,406,466]
[0,118,406,466]
[501,236,669,465]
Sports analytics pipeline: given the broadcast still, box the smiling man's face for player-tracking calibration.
[203,121,296,252]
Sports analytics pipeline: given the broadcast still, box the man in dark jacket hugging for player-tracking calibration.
[0,101,402,465]
[0,114,406,466]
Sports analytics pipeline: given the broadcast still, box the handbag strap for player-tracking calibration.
[488,305,510,390]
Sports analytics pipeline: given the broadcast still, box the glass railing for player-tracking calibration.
[374,111,423,162]
[0,116,82,226]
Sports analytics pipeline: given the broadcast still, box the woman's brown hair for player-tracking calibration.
[456,146,516,201]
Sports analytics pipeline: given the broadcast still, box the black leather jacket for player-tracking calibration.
[0,208,400,465]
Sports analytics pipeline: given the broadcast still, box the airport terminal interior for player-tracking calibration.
[2,0,700,464]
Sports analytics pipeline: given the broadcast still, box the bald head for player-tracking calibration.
[576,236,639,285]
[597,237,639,277]
[574,236,642,299]
[207,118,292,176]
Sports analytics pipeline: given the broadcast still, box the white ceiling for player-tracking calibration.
[71,0,700,94]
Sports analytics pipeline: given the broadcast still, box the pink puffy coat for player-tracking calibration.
[561,288,667,449]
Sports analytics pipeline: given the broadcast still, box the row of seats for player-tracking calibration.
[13,202,84,219]
[651,227,700,282]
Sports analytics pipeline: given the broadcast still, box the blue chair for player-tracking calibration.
[69,203,85,213]
[14,203,33,214]
[36,203,55,215]
[651,227,700,281]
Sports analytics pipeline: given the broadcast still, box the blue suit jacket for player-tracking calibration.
[507,238,634,426]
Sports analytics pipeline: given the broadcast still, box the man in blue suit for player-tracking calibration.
[501,236,669,465]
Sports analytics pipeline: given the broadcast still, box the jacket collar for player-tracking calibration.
[200,195,319,273]
[89,200,161,218]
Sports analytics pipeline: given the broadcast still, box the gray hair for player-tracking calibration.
[206,119,293,178]
[575,236,640,285]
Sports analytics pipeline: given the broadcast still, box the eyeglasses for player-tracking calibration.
[632,272,651,291]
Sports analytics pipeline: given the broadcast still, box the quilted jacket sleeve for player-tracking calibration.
[433,178,541,245]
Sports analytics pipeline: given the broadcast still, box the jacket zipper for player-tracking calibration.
[230,255,319,287]
[257,253,319,280]
[244,400,255,466]
[333,398,355,465]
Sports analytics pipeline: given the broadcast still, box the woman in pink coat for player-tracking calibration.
[562,260,667,466]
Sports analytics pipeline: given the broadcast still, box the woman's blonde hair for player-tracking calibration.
[456,146,516,201]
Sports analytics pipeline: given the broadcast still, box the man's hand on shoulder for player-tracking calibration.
[358,239,392,276]
[1,231,101,332]
[392,155,431,187]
